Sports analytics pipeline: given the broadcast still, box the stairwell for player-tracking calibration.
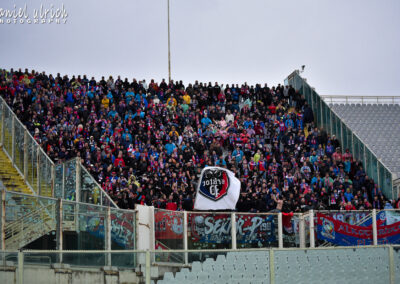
[4,202,57,249]
[0,147,32,195]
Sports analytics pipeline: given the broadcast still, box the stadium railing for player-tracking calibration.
[1,245,399,284]
[286,70,397,199]
[320,95,400,105]
[152,208,400,266]
[0,189,136,251]
[0,96,117,207]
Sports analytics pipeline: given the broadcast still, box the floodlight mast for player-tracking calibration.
[168,0,171,82]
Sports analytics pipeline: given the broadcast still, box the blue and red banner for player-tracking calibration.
[317,213,400,246]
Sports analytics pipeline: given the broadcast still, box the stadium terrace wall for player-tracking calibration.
[0,96,117,207]
[285,71,396,199]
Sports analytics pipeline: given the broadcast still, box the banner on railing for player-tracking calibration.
[188,213,276,247]
[317,213,400,245]
[155,210,184,240]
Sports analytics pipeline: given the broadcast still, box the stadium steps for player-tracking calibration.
[4,202,56,249]
[0,146,33,195]
[158,251,270,284]
[0,124,52,197]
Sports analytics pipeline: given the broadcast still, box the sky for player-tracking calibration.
[1,0,399,96]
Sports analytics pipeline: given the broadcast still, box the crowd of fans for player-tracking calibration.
[1,68,397,213]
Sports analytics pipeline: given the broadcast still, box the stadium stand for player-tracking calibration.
[0,68,398,213]
[0,69,400,284]
[330,103,400,180]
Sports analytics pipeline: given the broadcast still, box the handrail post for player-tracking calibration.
[145,249,151,284]
[106,206,111,266]
[183,211,188,265]
[372,209,378,245]
[389,246,394,284]
[0,100,4,147]
[62,163,65,200]
[299,214,305,248]
[269,249,275,284]
[56,198,63,263]
[18,250,24,284]
[231,212,237,250]
[23,129,28,181]
[11,116,15,164]
[310,210,315,248]
[36,147,40,195]
[278,213,283,249]
[75,159,81,203]
[51,163,55,198]
[1,189,5,250]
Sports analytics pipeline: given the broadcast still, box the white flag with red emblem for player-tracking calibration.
[194,167,241,210]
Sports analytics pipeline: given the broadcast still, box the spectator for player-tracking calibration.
[0,68,388,212]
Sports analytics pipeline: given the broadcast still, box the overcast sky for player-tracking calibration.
[1,0,399,95]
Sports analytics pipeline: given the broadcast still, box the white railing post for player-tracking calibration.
[309,210,315,248]
[62,163,65,200]
[0,101,4,147]
[372,209,378,245]
[106,206,111,266]
[269,249,275,284]
[36,147,40,195]
[18,251,24,284]
[11,116,15,164]
[278,213,283,249]
[299,214,305,248]
[145,249,151,284]
[183,211,188,264]
[75,159,81,203]
[56,199,63,263]
[389,246,394,284]
[231,212,237,250]
[51,164,55,198]
[0,189,5,250]
[23,129,28,181]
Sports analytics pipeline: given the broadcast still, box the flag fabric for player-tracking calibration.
[194,167,241,210]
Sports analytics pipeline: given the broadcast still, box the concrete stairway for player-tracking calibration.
[0,147,33,195]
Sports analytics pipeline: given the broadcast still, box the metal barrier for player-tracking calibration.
[321,95,400,105]
[286,70,396,199]
[0,96,117,207]
[0,190,136,252]
[0,246,398,284]
[153,208,400,264]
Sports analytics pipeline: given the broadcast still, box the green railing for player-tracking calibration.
[286,71,395,199]
[0,246,399,284]
[0,96,117,207]
[1,190,135,252]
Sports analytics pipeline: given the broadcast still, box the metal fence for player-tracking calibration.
[0,96,117,207]
[153,208,400,265]
[0,190,136,253]
[0,246,399,284]
[320,95,400,105]
[286,71,395,199]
